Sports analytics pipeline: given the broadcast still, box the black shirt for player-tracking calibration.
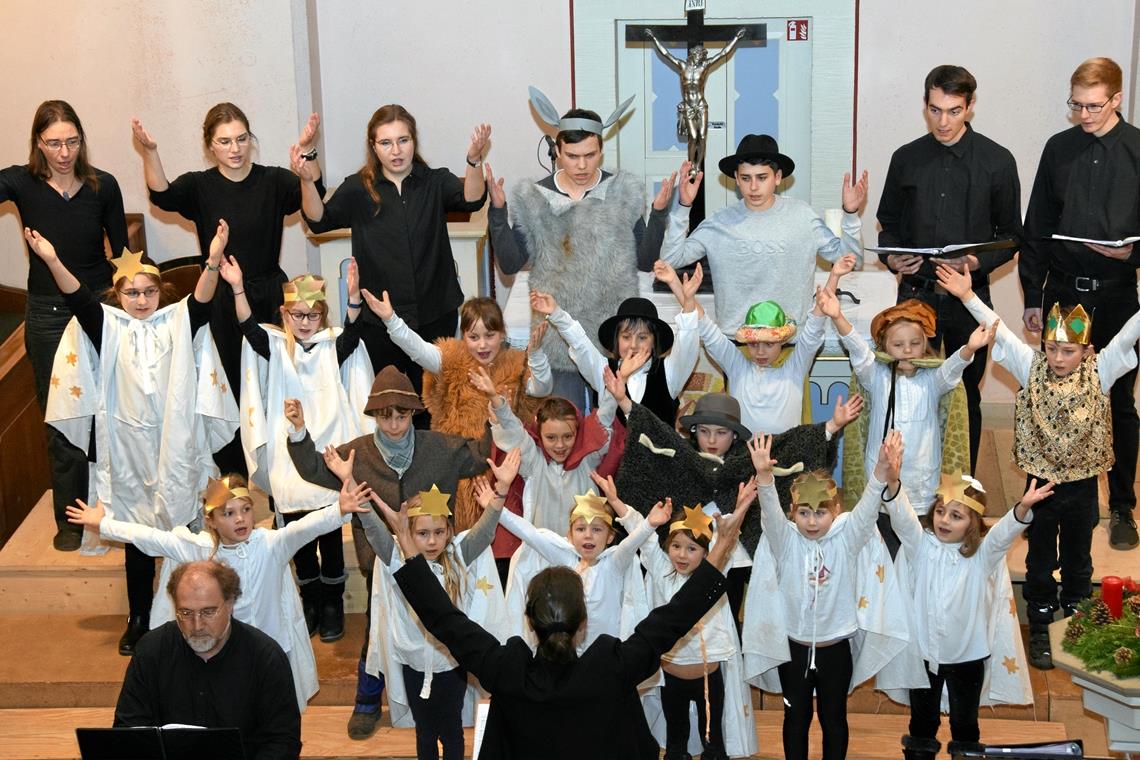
[0,165,125,295]
[1021,116,1140,305]
[114,619,301,760]
[305,162,486,329]
[877,124,1022,286]
[238,313,364,365]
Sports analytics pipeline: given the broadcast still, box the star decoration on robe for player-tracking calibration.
[408,485,452,518]
[66,352,78,366]
[69,385,83,398]
[875,564,885,583]
[245,368,253,383]
[210,370,218,386]
[1002,656,1019,674]
[247,406,256,426]
[50,375,60,387]
[475,577,493,595]
[858,596,869,609]
[1009,596,1017,616]
[219,383,227,394]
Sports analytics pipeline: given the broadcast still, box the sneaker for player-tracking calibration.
[53,527,82,552]
[347,707,381,740]
[1028,632,1054,670]
[1109,511,1139,550]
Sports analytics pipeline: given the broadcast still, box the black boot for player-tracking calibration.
[319,580,345,642]
[1027,604,1056,670]
[298,579,320,637]
[118,614,150,656]
[948,740,986,758]
[902,734,941,760]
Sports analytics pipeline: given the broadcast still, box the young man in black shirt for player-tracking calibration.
[877,65,1023,473]
[1020,57,1140,553]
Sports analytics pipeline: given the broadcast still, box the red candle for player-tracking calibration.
[1102,576,1124,619]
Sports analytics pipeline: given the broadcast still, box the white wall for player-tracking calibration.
[857,0,1138,404]
[0,0,309,286]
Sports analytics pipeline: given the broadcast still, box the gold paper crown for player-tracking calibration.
[110,248,160,283]
[669,504,714,541]
[936,473,986,515]
[790,472,839,510]
[1043,303,1092,345]
[283,274,327,308]
[568,490,612,527]
[203,476,252,513]
[406,485,452,519]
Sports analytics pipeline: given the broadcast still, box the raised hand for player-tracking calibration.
[874,429,903,485]
[529,320,548,352]
[1019,478,1056,513]
[360,288,393,320]
[653,259,680,291]
[322,445,355,483]
[65,498,105,530]
[618,345,652,379]
[484,163,506,208]
[339,479,373,515]
[678,161,703,206]
[830,252,857,279]
[829,394,864,432]
[23,228,57,262]
[680,262,704,305]
[473,476,506,511]
[373,491,418,559]
[602,365,629,405]
[283,398,305,430]
[588,470,624,514]
[934,262,973,301]
[289,143,318,182]
[487,447,522,491]
[297,112,320,150]
[735,475,758,511]
[528,289,558,316]
[815,284,841,319]
[467,123,492,165]
[219,255,244,288]
[346,258,360,303]
[652,171,678,211]
[468,366,499,397]
[747,434,777,483]
[647,497,672,527]
[207,219,229,267]
[965,319,998,354]
[841,169,869,213]
[130,117,157,150]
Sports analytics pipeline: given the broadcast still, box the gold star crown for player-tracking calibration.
[1043,303,1092,345]
[406,484,452,519]
[790,472,839,510]
[936,473,986,515]
[203,476,252,513]
[669,504,714,541]
[110,248,160,284]
[569,490,612,527]
[283,274,327,308]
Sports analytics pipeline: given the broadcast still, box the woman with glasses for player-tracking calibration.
[295,105,489,410]
[24,219,232,656]
[131,104,326,475]
[218,254,374,646]
[0,100,128,554]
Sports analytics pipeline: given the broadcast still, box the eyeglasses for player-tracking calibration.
[1065,94,1118,114]
[212,133,251,149]
[373,136,413,151]
[175,607,221,622]
[119,286,161,299]
[40,137,82,152]
[287,310,322,323]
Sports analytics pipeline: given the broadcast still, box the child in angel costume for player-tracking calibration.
[34,223,236,655]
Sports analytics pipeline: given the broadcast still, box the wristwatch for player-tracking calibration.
[466,156,483,168]
[301,147,318,161]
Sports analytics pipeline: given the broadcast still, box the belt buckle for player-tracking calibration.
[1073,276,1095,292]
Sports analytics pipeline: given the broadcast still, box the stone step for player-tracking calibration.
[0,705,1073,760]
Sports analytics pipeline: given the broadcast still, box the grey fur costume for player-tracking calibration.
[614,402,840,556]
[513,172,645,372]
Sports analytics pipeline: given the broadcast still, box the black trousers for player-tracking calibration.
[1023,475,1099,609]
[24,295,90,530]
[908,658,986,744]
[280,510,345,583]
[401,665,467,760]
[661,667,726,756]
[1042,277,1138,516]
[898,283,989,473]
[725,567,749,632]
[124,542,156,619]
[359,310,458,429]
[777,638,853,760]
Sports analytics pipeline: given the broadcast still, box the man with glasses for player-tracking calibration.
[877,65,1023,478]
[114,560,302,759]
[1020,56,1140,554]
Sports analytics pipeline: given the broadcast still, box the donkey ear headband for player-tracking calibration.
[528,86,635,136]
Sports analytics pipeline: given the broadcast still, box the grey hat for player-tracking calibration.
[679,393,752,441]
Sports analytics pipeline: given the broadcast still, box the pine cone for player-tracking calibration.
[1064,621,1086,643]
[1126,595,1140,617]
[1091,600,1112,626]
[1113,647,1134,666]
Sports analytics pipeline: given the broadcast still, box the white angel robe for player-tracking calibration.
[97,505,350,711]
[239,326,373,515]
[365,536,507,728]
[45,299,237,531]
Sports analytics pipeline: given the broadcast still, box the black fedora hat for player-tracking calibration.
[678,393,752,441]
[597,297,674,355]
[718,134,795,178]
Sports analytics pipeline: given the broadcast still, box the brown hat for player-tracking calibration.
[363,366,426,414]
[678,392,752,441]
[870,299,937,347]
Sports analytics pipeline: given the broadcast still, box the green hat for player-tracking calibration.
[734,301,797,344]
